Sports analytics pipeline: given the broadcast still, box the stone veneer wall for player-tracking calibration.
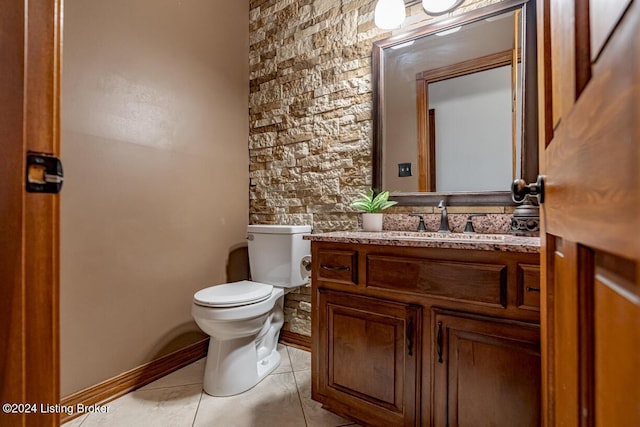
[249,0,508,335]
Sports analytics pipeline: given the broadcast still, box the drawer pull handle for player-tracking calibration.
[436,321,443,363]
[320,265,350,271]
[526,287,541,292]
[407,317,414,357]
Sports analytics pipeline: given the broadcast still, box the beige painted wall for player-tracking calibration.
[61,0,249,396]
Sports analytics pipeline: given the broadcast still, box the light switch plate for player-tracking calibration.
[398,162,412,177]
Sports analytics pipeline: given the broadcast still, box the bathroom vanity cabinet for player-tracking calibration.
[308,236,541,426]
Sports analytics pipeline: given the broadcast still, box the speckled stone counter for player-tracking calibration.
[303,231,540,253]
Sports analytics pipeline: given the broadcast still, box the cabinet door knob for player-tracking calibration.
[436,321,443,363]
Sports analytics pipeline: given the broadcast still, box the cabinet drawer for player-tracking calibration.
[316,249,358,286]
[517,264,541,310]
[366,255,507,307]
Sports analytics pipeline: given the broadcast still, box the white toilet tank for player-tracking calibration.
[247,225,311,288]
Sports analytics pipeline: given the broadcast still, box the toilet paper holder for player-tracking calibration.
[301,256,312,272]
[300,256,312,281]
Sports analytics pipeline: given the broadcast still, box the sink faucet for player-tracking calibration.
[437,200,450,233]
[464,214,487,234]
[409,213,427,232]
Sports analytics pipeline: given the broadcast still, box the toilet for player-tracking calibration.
[192,224,311,396]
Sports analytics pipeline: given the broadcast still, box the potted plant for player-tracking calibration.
[350,189,398,232]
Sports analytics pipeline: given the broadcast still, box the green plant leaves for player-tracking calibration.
[349,189,398,213]
[372,191,398,212]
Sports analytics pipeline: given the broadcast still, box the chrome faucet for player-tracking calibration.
[437,200,450,233]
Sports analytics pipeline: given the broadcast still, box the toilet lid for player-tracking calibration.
[193,280,274,308]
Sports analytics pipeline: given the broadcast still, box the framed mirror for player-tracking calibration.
[372,0,538,206]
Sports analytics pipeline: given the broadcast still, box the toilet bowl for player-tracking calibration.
[192,225,311,396]
[192,282,285,396]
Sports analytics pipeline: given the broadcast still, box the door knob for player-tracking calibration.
[512,175,545,204]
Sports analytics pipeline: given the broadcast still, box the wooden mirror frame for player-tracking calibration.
[372,0,539,206]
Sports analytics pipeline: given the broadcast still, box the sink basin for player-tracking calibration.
[378,231,506,242]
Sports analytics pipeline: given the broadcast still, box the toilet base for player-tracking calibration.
[202,335,281,397]
[256,345,281,380]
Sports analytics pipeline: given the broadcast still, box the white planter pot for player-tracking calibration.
[362,213,383,232]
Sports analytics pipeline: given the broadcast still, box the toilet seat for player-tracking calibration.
[194,280,273,308]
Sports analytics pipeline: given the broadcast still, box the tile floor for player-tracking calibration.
[63,345,359,427]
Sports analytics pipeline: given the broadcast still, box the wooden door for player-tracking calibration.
[314,289,421,427]
[537,0,640,425]
[0,1,61,426]
[432,310,541,427]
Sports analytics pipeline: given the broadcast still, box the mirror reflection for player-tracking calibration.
[374,1,537,201]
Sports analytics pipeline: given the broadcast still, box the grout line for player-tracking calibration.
[288,346,311,372]
[191,391,205,427]
[291,362,309,427]
[283,344,294,373]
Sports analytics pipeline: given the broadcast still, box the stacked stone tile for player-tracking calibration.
[248,0,506,335]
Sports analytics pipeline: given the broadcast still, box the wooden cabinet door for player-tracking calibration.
[537,1,640,425]
[432,310,540,427]
[314,289,421,427]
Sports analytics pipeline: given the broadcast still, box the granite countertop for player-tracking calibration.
[303,231,540,253]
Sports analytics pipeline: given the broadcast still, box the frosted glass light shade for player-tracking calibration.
[422,0,460,15]
[374,0,406,30]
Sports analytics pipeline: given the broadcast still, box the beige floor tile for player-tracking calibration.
[193,372,305,427]
[79,384,202,427]
[287,346,311,372]
[140,358,206,391]
[271,343,292,374]
[293,369,354,427]
[67,346,364,426]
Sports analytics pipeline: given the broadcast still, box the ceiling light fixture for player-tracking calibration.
[374,0,406,30]
[422,0,464,15]
[374,0,465,30]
